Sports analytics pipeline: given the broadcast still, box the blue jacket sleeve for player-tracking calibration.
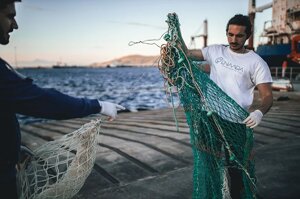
[0,63,101,120]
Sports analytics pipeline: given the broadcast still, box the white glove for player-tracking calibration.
[243,110,263,128]
[98,101,125,120]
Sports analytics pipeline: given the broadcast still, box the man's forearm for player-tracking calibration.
[258,94,273,115]
[186,49,204,61]
[256,83,273,115]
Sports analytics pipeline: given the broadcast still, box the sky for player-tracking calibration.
[0,0,273,67]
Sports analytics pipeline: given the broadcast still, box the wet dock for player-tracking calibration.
[20,91,300,199]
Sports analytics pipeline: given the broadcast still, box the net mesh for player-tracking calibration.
[17,119,101,199]
[159,13,256,198]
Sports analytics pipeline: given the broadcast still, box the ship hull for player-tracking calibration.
[256,44,300,67]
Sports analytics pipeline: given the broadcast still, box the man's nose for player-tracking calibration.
[12,19,18,30]
[231,36,237,43]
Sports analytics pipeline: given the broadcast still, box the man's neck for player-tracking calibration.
[230,47,247,54]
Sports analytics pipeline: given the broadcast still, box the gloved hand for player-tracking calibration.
[243,110,263,128]
[98,101,125,121]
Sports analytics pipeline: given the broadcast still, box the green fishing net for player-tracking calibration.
[159,13,256,199]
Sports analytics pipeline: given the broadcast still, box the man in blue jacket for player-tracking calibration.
[0,1,125,198]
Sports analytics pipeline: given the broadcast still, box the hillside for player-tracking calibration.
[90,54,160,67]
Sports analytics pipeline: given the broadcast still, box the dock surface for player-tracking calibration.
[20,91,300,199]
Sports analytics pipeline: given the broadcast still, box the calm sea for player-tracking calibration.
[16,67,171,124]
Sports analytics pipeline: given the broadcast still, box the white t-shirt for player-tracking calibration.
[201,44,272,111]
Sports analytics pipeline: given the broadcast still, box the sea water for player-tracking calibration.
[17,67,169,124]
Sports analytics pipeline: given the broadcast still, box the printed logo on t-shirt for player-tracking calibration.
[215,57,243,74]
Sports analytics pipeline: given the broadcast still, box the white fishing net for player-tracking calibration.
[17,119,101,199]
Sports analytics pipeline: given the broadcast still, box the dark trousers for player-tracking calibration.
[209,113,247,199]
[228,167,244,199]
[224,146,245,199]
[0,166,18,199]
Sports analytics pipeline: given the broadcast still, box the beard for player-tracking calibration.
[0,30,10,45]
[229,43,243,51]
[0,38,9,45]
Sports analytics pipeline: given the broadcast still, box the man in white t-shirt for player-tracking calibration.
[179,14,273,128]
[176,14,273,198]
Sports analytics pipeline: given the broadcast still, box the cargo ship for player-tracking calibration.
[248,0,300,68]
[247,0,300,91]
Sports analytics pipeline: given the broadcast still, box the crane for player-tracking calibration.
[189,19,208,49]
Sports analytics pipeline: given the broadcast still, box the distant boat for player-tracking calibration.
[272,78,294,91]
[52,61,80,69]
[52,65,83,69]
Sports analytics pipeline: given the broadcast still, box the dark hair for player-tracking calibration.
[226,14,252,39]
[0,0,21,9]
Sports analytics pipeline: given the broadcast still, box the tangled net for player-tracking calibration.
[158,13,256,198]
[17,119,101,199]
